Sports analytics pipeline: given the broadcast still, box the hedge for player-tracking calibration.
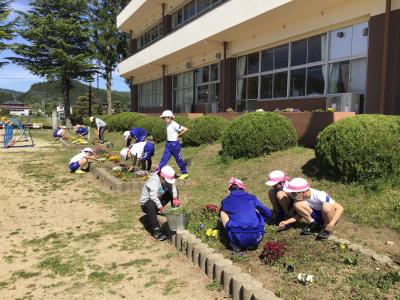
[315,114,400,182]
[182,115,229,147]
[105,112,145,132]
[221,112,297,159]
[135,116,166,143]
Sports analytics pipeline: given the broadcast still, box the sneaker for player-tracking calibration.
[152,229,167,241]
[316,229,332,240]
[179,174,189,180]
[301,222,321,235]
[75,169,86,174]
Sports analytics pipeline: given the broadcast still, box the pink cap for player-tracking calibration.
[160,166,176,184]
[283,178,310,193]
[266,170,286,186]
[228,177,246,190]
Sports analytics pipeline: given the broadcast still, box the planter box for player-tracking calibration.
[92,166,144,194]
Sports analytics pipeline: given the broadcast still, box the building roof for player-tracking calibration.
[2,100,25,106]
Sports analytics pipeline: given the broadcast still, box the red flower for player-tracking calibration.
[260,241,285,264]
[204,204,219,213]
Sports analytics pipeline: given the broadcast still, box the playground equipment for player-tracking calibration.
[1,116,34,148]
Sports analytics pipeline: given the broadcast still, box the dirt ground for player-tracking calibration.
[0,138,225,300]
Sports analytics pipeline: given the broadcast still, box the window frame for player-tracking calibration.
[195,63,220,104]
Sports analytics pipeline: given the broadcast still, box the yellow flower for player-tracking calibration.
[212,230,219,237]
[206,229,213,237]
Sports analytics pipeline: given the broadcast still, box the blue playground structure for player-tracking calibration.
[1,116,34,148]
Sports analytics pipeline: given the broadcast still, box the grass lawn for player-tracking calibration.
[93,128,400,299]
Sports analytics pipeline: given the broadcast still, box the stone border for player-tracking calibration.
[92,166,143,194]
[328,235,399,270]
[171,230,279,300]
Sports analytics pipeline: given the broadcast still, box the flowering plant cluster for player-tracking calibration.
[107,154,120,162]
[204,204,219,213]
[260,241,285,264]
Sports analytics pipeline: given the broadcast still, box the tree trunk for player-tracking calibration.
[106,70,112,115]
[63,77,72,126]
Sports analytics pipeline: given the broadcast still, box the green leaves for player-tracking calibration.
[0,0,14,67]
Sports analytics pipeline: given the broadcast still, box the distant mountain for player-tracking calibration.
[0,80,131,109]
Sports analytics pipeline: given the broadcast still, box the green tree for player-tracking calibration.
[73,94,102,118]
[10,0,95,124]
[112,101,122,114]
[89,0,128,115]
[0,0,14,67]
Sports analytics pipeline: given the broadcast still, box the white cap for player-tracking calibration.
[283,178,310,193]
[89,117,94,122]
[123,131,131,141]
[82,147,93,154]
[160,110,174,118]
[120,148,129,160]
[160,165,176,184]
[266,170,286,186]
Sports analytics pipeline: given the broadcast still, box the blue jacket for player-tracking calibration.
[221,190,272,233]
[130,128,147,142]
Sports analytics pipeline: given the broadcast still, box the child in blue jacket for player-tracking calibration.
[220,178,272,251]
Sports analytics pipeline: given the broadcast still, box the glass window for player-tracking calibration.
[350,58,367,93]
[237,56,247,77]
[261,49,273,72]
[247,52,259,74]
[184,1,196,21]
[210,64,219,81]
[247,76,259,99]
[308,34,327,63]
[328,61,350,94]
[274,72,288,98]
[274,44,289,69]
[196,66,209,84]
[307,65,326,95]
[196,85,209,103]
[210,83,219,102]
[291,39,307,67]
[290,68,306,96]
[237,79,247,100]
[260,74,273,99]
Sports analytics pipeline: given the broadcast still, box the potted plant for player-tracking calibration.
[165,207,188,232]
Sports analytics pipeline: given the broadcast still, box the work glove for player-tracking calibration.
[158,206,165,214]
[172,198,181,207]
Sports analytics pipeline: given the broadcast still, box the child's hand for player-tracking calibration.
[279,220,288,228]
[172,198,181,207]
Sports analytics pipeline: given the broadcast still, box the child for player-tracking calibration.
[90,116,107,144]
[266,170,293,223]
[53,126,67,139]
[139,165,181,241]
[279,178,344,239]
[120,141,155,172]
[75,125,88,138]
[220,178,272,251]
[123,128,148,147]
[158,110,189,180]
[68,148,95,174]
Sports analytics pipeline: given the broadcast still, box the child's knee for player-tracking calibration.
[322,202,334,213]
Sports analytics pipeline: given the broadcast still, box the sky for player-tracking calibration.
[0,0,130,93]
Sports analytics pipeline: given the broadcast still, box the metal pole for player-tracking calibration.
[89,82,92,117]
[379,0,391,114]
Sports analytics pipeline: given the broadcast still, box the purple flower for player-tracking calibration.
[199,224,205,229]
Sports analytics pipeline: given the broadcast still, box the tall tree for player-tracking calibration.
[10,0,95,124]
[0,0,14,68]
[90,0,128,115]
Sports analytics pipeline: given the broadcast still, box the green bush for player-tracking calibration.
[315,115,400,182]
[182,115,229,147]
[135,116,166,143]
[106,112,145,132]
[221,112,297,159]
[174,116,191,128]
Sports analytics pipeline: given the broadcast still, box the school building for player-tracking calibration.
[117,0,400,115]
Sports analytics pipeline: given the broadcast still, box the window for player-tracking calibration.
[137,22,163,50]
[172,0,224,29]
[138,79,163,110]
[173,72,194,110]
[236,21,367,108]
[195,63,220,103]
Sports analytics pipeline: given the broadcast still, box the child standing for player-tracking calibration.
[90,116,107,144]
[158,110,189,180]
[279,178,344,239]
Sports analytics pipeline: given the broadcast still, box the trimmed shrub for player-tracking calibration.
[221,112,297,159]
[315,115,400,182]
[135,116,166,143]
[174,116,191,128]
[182,115,229,147]
[106,112,145,132]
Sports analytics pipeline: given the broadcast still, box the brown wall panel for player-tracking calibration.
[256,98,326,112]
[130,84,138,112]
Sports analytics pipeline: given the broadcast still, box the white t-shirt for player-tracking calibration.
[166,121,182,142]
[56,129,63,136]
[129,142,146,159]
[69,153,86,164]
[305,188,335,211]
